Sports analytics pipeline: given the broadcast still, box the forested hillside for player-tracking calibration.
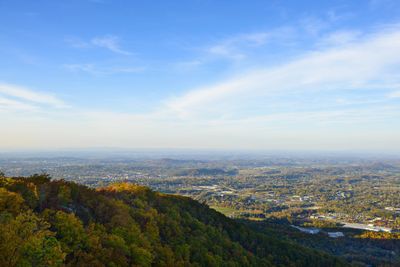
[0,174,346,267]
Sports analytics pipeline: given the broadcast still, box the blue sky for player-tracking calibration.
[1,0,400,152]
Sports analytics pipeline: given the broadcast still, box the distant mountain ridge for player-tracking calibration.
[0,174,346,266]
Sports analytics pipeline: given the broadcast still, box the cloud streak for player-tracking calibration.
[0,96,38,111]
[66,35,133,55]
[166,27,400,118]
[204,27,295,61]
[91,35,133,55]
[0,84,67,108]
[63,63,145,75]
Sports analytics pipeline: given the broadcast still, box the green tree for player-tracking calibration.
[0,211,65,267]
[52,211,86,254]
[0,188,25,216]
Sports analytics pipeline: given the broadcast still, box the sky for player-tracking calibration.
[0,0,400,153]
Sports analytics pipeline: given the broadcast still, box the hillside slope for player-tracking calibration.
[0,174,347,267]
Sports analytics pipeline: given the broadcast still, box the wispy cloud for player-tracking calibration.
[166,26,400,118]
[300,10,351,36]
[174,27,296,69]
[63,63,145,75]
[91,35,133,55]
[66,35,133,55]
[65,37,90,48]
[301,17,330,36]
[0,83,67,108]
[178,13,350,68]
[0,96,38,111]
[317,30,361,47]
[63,63,95,73]
[204,27,295,61]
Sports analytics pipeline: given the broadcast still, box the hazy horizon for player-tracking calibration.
[1,147,399,159]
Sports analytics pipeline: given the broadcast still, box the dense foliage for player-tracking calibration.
[0,174,346,266]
